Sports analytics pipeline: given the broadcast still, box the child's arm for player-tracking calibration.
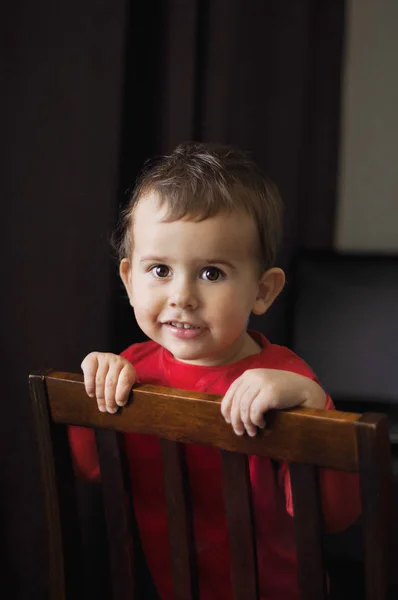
[81,352,136,413]
[220,368,326,437]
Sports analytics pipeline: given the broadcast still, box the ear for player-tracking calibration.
[119,258,134,307]
[252,268,285,315]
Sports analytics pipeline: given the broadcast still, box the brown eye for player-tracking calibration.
[152,265,170,278]
[201,267,223,282]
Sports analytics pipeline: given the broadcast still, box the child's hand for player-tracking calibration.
[81,352,136,413]
[220,368,326,437]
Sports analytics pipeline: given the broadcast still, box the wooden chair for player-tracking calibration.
[29,370,397,600]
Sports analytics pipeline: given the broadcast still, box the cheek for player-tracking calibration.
[208,286,253,322]
[132,286,163,318]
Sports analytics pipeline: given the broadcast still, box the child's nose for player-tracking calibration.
[168,280,198,310]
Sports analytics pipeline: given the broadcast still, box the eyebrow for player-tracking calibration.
[140,256,237,270]
[140,256,169,263]
[204,259,237,270]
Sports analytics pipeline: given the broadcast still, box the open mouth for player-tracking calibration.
[165,321,201,330]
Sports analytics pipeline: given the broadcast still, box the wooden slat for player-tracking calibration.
[161,440,197,600]
[46,372,362,471]
[95,430,135,600]
[356,413,395,600]
[29,372,83,600]
[290,463,327,600]
[221,451,258,600]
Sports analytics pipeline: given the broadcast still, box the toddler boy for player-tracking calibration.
[71,142,360,600]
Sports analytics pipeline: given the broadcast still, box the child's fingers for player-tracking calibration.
[229,383,250,436]
[81,353,135,414]
[81,353,99,398]
[115,364,136,407]
[240,389,262,437]
[104,363,123,413]
[221,377,240,423]
[220,390,232,423]
[250,393,267,429]
[95,363,109,412]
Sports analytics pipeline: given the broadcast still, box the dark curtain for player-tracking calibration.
[1,1,345,597]
[115,0,345,349]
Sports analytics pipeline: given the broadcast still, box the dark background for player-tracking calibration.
[2,1,346,597]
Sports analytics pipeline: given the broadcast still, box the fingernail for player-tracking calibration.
[98,406,106,413]
[224,417,230,424]
[107,407,117,414]
[234,428,244,436]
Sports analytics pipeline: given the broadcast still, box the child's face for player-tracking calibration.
[120,193,284,366]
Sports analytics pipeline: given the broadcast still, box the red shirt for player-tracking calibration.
[70,331,360,600]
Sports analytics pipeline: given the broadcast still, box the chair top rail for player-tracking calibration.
[30,370,387,471]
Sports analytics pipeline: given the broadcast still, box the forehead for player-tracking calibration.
[131,193,258,260]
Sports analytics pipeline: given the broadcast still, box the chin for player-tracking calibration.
[168,345,210,363]
[171,349,204,362]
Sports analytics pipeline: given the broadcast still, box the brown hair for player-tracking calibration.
[114,142,283,270]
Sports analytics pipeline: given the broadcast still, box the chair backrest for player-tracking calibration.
[29,370,396,600]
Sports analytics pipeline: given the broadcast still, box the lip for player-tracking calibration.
[162,321,205,339]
